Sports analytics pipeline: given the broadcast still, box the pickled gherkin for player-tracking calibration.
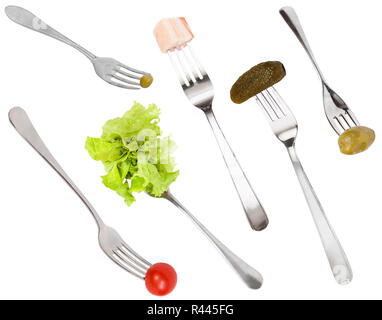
[338,126,375,155]
[230,61,286,104]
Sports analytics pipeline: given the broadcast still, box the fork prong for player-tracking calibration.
[116,68,142,81]
[187,44,206,76]
[113,249,148,274]
[256,93,277,121]
[267,87,287,116]
[110,253,147,279]
[112,74,141,86]
[168,50,189,87]
[183,46,203,80]
[331,116,346,135]
[109,78,140,90]
[118,246,151,270]
[121,241,151,268]
[345,109,360,127]
[339,114,351,130]
[118,62,147,76]
[262,90,284,119]
[175,50,193,85]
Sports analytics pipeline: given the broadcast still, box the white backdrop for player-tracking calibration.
[1,0,381,300]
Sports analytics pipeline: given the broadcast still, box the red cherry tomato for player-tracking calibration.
[145,263,177,296]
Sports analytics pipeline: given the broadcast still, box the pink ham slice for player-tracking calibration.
[154,17,194,53]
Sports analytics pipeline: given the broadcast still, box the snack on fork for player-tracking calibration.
[231,62,286,104]
[154,17,194,52]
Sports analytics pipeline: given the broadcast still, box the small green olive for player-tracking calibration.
[140,74,153,88]
[338,126,375,155]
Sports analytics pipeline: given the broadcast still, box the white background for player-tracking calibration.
[0,0,381,300]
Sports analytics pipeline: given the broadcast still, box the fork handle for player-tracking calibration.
[163,191,263,289]
[279,7,326,82]
[9,107,105,228]
[5,6,97,60]
[204,109,268,231]
[287,146,352,284]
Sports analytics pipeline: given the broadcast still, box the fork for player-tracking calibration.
[5,6,151,90]
[148,190,263,289]
[280,6,360,135]
[167,44,269,231]
[254,87,352,284]
[9,107,155,281]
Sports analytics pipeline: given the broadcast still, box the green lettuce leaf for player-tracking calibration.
[85,102,179,206]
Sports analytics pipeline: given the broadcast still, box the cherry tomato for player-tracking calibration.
[145,263,177,296]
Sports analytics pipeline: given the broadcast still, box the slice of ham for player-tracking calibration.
[154,17,194,53]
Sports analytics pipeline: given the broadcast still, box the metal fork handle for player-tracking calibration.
[279,7,326,82]
[5,6,97,60]
[9,107,105,229]
[163,191,263,289]
[287,146,352,284]
[204,109,269,231]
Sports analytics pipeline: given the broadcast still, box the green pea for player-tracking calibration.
[140,74,153,88]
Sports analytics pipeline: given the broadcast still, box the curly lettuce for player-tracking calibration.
[85,102,179,206]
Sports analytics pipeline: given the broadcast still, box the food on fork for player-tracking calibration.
[145,263,177,296]
[9,107,177,296]
[85,102,179,206]
[140,74,154,88]
[230,62,286,104]
[5,6,152,90]
[154,17,194,52]
[153,17,269,232]
[280,7,375,154]
[338,126,375,155]
[229,62,353,285]
[86,103,264,289]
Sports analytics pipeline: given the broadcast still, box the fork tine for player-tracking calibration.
[339,114,351,130]
[121,241,151,268]
[345,109,360,127]
[112,74,141,86]
[118,62,147,76]
[113,249,148,274]
[109,79,140,90]
[183,46,203,80]
[256,94,276,121]
[267,87,288,116]
[118,246,151,270]
[116,68,142,81]
[331,116,346,135]
[168,50,189,86]
[110,254,147,279]
[175,50,193,85]
[262,90,284,119]
[187,44,206,76]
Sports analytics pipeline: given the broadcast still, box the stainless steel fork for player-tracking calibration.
[167,44,269,231]
[280,6,360,135]
[255,87,352,285]
[9,107,153,280]
[5,6,150,90]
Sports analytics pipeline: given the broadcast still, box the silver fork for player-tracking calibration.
[9,107,153,280]
[5,6,150,90]
[167,44,269,231]
[255,87,352,285]
[148,190,263,289]
[280,6,360,135]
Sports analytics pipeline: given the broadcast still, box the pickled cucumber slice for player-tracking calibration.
[338,126,375,155]
[230,61,286,104]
